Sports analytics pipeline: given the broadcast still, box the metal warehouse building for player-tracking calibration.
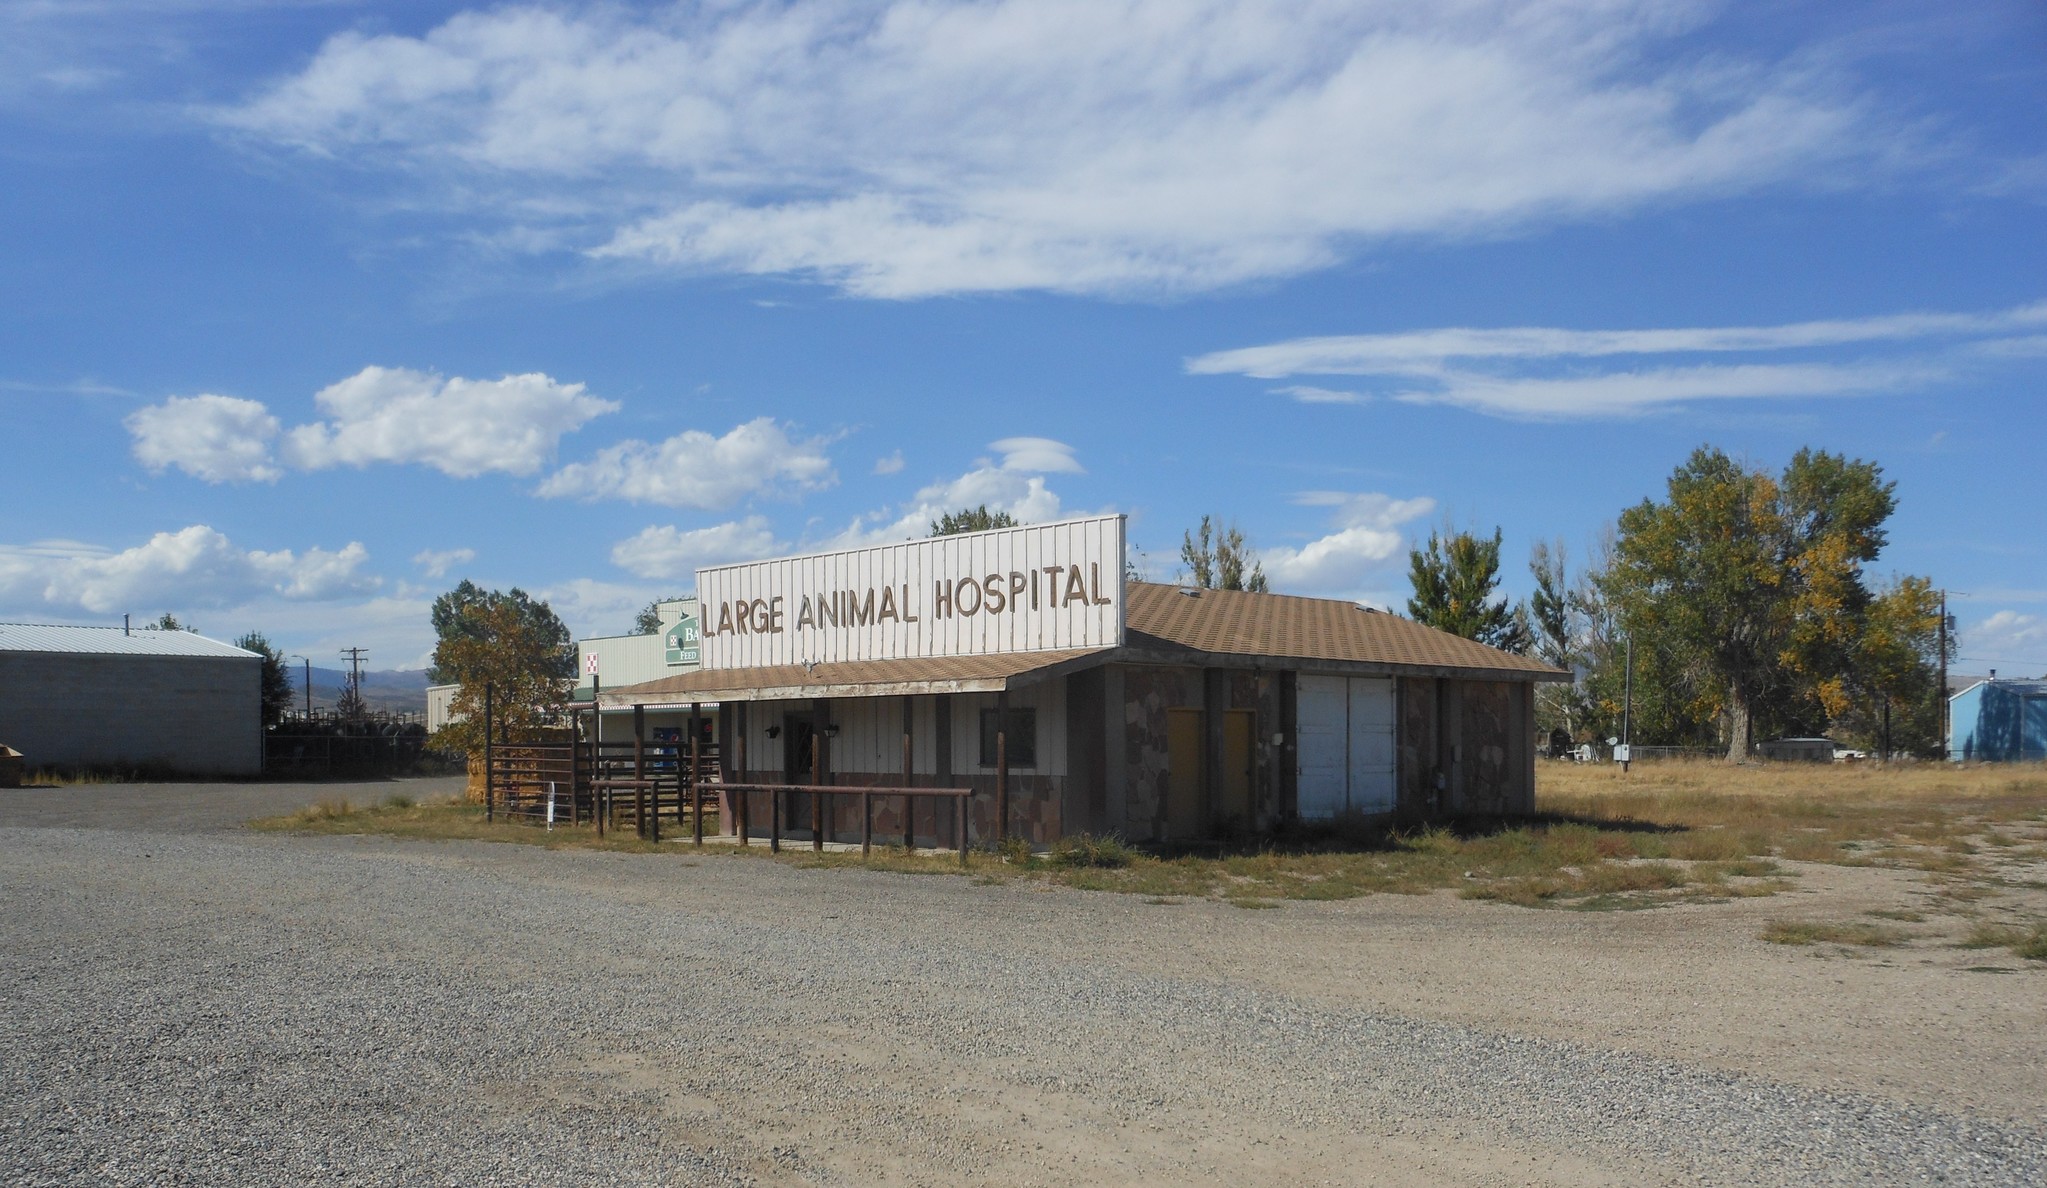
[595,515,1565,846]
[0,623,262,776]
[1949,678,2047,763]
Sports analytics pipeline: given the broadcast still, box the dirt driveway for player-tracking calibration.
[2,780,2042,1186]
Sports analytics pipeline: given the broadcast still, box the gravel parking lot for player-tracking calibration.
[3,779,2044,1186]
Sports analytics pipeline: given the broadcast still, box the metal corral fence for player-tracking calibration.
[265,715,430,776]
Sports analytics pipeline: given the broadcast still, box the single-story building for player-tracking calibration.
[0,622,262,775]
[597,515,1566,846]
[1949,678,2047,763]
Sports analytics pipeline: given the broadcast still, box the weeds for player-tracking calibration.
[1763,920,1912,948]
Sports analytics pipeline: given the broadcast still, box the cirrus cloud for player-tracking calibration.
[215,0,1878,298]
[1190,300,2047,419]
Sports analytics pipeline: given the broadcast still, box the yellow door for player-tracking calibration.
[1166,708,1204,839]
[1220,709,1255,829]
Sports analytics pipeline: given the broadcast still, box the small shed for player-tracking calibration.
[1949,679,2047,763]
[0,623,262,776]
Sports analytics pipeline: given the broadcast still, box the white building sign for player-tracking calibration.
[697,514,1126,669]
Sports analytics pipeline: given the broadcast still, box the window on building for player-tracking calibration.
[978,706,1037,768]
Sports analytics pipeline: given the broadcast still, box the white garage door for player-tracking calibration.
[1296,675,1396,819]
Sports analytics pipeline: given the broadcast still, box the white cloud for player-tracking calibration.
[125,394,283,483]
[1963,611,2047,674]
[992,436,1083,474]
[826,439,1079,548]
[0,526,379,616]
[1189,301,2044,419]
[412,547,476,579]
[216,1,1877,298]
[1272,385,1368,405]
[872,449,905,476]
[538,417,834,508]
[286,366,617,477]
[1260,492,1435,597]
[610,517,782,581]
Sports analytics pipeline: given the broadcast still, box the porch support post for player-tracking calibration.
[995,687,1010,843]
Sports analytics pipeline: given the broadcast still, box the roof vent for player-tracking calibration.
[1178,587,1201,598]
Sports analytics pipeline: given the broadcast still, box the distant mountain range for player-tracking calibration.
[285,666,433,716]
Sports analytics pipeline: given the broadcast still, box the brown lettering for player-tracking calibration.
[766,595,784,633]
[1091,562,1112,605]
[714,602,733,635]
[934,579,953,619]
[1043,565,1065,607]
[878,584,899,622]
[983,574,1006,614]
[1064,564,1088,606]
[796,596,815,631]
[1008,571,1027,610]
[956,574,983,616]
[902,584,918,623]
[854,588,876,626]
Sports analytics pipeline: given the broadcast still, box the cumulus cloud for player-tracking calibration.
[412,547,476,579]
[286,366,617,477]
[872,449,905,476]
[610,517,783,581]
[1190,301,2047,419]
[826,438,1079,548]
[1259,492,1436,597]
[538,417,834,508]
[0,526,378,616]
[124,366,617,483]
[215,1,1876,298]
[125,394,283,483]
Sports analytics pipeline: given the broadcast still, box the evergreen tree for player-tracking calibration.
[1406,526,1525,652]
[929,506,1018,536]
[233,631,295,727]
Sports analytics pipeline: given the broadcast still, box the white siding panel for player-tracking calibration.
[1347,677,1397,814]
[1296,674,1348,819]
[698,515,1125,668]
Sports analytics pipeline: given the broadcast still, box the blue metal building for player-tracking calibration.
[1948,678,2047,763]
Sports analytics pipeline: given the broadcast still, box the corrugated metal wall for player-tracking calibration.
[0,652,261,775]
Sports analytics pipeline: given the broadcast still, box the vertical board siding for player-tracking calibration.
[698,515,1125,669]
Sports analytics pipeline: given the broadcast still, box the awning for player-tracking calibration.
[596,647,1113,708]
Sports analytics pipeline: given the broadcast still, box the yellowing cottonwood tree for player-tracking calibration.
[1603,446,1902,761]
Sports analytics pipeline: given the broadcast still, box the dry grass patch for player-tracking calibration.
[1763,920,1914,948]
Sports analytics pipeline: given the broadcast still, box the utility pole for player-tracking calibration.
[1937,589,1949,761]
[339,647,369,720]
[1621,635,1633,773]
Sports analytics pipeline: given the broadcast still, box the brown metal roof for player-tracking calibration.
[1123,582,1567,680]
[603,583,1564,705]
[600,648,1110,706]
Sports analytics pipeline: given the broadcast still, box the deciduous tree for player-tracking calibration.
[1601,445,1910,761]
[427,581,575,756]
[1180,515,1268,592]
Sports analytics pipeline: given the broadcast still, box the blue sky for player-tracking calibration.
[2,0,2044,676]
